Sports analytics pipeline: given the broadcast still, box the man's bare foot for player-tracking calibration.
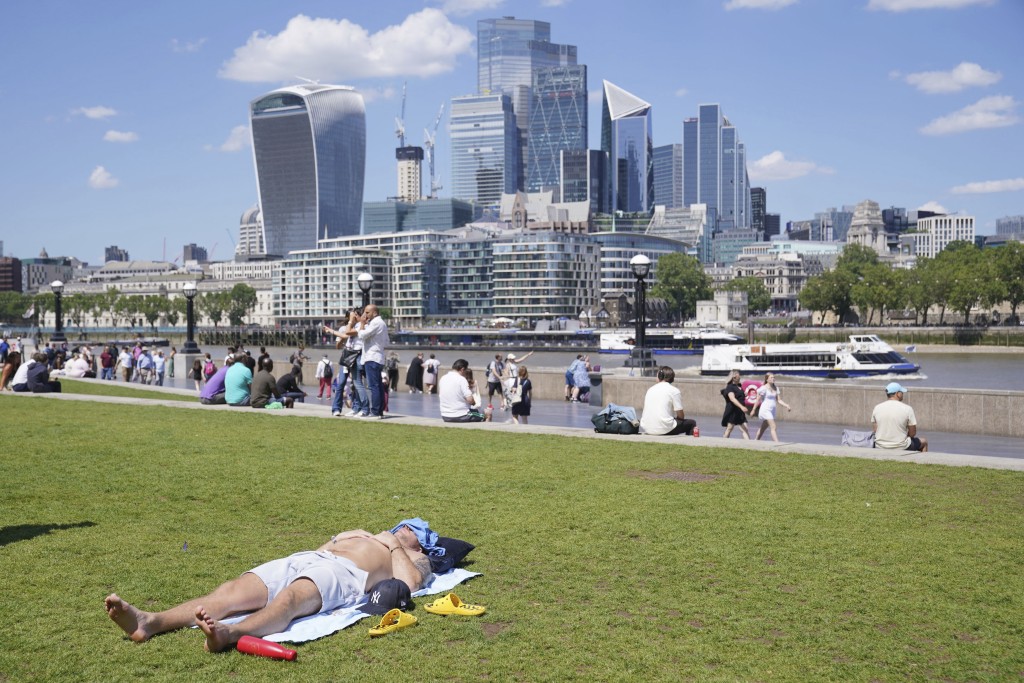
[104,594,153,642]
[194,606,237,652]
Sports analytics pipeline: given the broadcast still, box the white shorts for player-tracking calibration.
[247,551,368,612]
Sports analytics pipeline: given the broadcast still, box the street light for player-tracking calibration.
[629,254,652,373]
[50,280,67,343]
[357,272,374,309]
[182,281,201,354]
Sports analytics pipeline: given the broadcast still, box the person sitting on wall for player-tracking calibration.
[639,366,696,436]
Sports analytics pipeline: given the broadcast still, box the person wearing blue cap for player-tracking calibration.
[871,382,928,452]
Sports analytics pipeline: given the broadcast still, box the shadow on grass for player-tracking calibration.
[0,521,97,548]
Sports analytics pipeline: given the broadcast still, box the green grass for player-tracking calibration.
[1,395,1022,682]
[59,378,197,403]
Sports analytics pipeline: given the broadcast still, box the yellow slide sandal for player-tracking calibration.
[423,593,487,616]
[368,609,417,637]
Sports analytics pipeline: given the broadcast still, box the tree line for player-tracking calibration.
[0,283,258,331]
[798,241,1024,325]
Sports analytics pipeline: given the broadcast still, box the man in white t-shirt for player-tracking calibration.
[871,382,928,452]
[439,359,484,423]
[639,366,697,436]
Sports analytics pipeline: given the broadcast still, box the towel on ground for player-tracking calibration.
[390,517,443,558]
[220,568,480,643]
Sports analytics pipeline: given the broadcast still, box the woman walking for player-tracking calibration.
[511,365,533,425]
[751,372,792,442]
[190,358,204,391]
[720,370,751,439]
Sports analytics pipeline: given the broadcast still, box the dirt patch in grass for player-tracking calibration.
[628,470,720,483]
[482,622,509,638]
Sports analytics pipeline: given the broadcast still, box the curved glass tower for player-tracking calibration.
[250,84,365,256]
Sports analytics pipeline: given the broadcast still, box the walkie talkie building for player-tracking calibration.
[249,84,365,256]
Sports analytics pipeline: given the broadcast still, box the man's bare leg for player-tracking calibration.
[105,573,269,642]
[194,577,322,652]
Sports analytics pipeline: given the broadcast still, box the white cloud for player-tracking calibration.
[219,10,474,82]
[205,125,251,152]
[88,166,118,189]
[950,178,1024,194]
[725,0,798,9]
[73,106,117,120]
[540,0,570,6]
[675,88,689,98]
[904,62,1001,94]
[920,95,1019,135]
[103,130,138,143]
[171,37,207,53]
[867,0,995,11]
[749,151,834,182]
[360,86,397,104]
[441,0,504,14]
[918,201,949,213]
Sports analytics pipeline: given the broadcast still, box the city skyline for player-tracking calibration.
[2,0,1021,264]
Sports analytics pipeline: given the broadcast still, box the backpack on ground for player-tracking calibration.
[591,403,640,435]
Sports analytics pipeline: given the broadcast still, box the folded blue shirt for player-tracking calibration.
[391,517,444,557]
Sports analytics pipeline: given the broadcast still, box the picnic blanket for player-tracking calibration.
[220,568,480,643]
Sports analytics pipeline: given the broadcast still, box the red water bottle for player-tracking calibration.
[237,635,297,661]
[693,426,700,438]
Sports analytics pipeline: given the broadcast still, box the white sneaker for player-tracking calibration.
[344,410,358,417]
[332,411,341,417]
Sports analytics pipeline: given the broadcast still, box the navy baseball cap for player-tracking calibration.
[358,578,412,615]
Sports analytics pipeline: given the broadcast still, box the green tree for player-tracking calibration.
[226,283,258,326]
[904,258,938,325]
[101,288,122,328]
[994,241,1024,322]
[164,296,185,328]
[197,292,227,328]
[0,291,30,323]
[34,292,55,329]
[937,242,990,324]
[139,295,165,331]
[836,243,880,277]
[63,293,89,331]
[724,276,771,314]
[649,253,712,321]
[116,295,144,329]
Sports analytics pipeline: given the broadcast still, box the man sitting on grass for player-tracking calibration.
[105,526,432,652]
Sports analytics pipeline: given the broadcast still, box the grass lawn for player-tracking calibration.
[1,395,1022,682]
[58,379,197,403]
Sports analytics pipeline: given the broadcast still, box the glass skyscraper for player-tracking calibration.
[449,94,518,205]
[527,65,587,195]
[477,17,578,190]
[653,143,683,209]
[682,104,751,230]
[601,80,653,214]
[250,84,365,256]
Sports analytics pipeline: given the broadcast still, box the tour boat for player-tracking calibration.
[700,334,920,378]
[599,328,742,355]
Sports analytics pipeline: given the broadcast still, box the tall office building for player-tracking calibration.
[527,65,587,195]
[104,245,129,262]
[682,104,751,230]
[997,215,1024,237]
[396,146,424,202]
[653,144,683,209]
[751,187,766,233]
[249,84,365,256]
[477,17,578,190]
[449,94,519,205]
[601,80,653,214]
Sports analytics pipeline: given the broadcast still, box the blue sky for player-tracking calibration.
[2,0,1021,264]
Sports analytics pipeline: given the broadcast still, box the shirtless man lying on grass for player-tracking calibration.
[105,526,431,652]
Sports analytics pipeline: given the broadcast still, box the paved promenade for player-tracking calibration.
[11,378,1024,472]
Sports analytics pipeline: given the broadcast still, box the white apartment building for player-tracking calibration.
[906,214,976,258]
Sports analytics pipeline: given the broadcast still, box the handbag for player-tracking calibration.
[505,380,522,405]
[339,347,360,370]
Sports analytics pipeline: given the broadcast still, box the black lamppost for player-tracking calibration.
[630,254,651,349]
[182,281,201,354]
[50,280,67,343]
[357,272,374,309]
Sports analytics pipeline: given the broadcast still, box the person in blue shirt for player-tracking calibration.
[225,353,255,406]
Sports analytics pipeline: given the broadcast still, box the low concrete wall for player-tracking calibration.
[522,370,1024,439]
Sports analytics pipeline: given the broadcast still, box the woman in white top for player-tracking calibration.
[751,372,792,442]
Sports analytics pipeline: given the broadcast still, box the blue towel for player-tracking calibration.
[390,517,444,557]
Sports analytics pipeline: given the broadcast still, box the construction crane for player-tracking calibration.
[394,81,407,148]
[424,102,444,199]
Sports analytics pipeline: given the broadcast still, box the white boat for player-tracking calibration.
[701,334,921,378]
[600,328,742,355]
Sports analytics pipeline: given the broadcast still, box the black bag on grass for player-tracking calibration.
[591,403,640,435]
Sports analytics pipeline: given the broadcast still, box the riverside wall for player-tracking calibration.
[521,370,1024,439]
